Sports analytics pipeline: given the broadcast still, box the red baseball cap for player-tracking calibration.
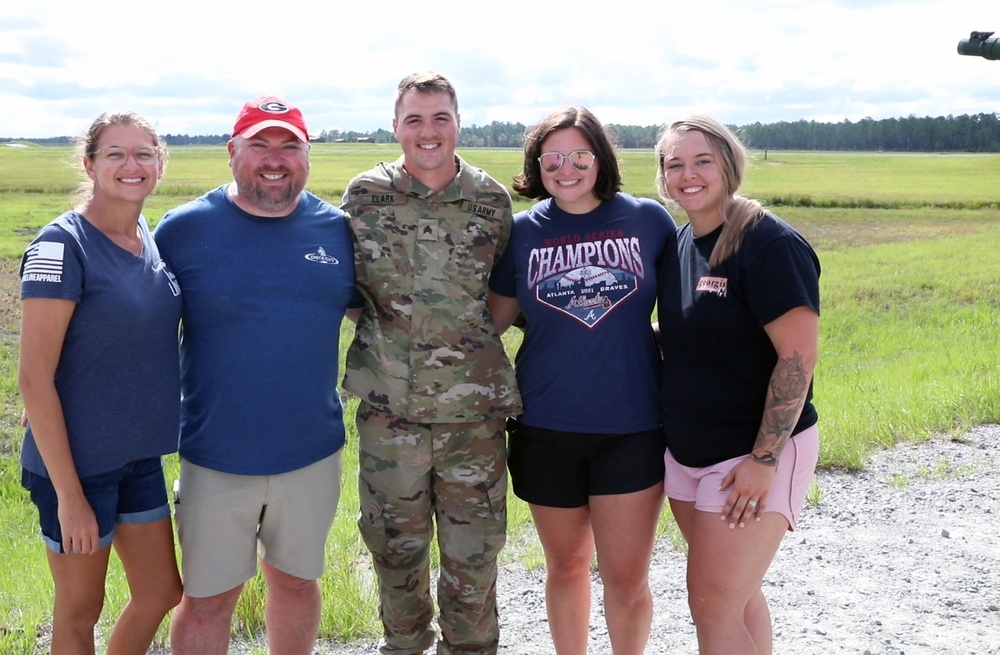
[232,96,309,142]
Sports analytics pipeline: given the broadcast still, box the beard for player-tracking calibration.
[234,167,305,215]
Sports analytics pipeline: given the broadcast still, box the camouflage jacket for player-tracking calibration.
[341,155,522,422]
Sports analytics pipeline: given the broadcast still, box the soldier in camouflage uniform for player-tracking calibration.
[340,72,521,655]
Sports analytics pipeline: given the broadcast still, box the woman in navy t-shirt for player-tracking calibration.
[655,115,821,655]
[19,111,182,653]
[490,106,676,655]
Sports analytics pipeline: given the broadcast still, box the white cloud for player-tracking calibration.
[0,0,996,137]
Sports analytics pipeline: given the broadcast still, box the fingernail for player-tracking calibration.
[729,523,735,529]
[739,522,745,528]
[720,515,727,521]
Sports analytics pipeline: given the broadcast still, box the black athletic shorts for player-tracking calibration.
[506,418,665,508]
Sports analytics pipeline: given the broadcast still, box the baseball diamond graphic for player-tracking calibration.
[536,266,639,328]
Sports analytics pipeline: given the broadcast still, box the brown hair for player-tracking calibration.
[394,72,458,118]
[512,106,621,201]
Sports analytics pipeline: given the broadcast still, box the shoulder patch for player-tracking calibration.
[22,241,66,282]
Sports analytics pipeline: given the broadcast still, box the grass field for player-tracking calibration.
[0,143,998,652]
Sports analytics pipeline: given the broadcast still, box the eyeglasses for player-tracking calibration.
[98,147,159,165]
[538,150,596,173]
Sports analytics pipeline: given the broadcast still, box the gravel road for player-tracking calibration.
[242,424,1000,655]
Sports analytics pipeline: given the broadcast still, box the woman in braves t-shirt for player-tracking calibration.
[655,115,821,655]
[489,106,676,655]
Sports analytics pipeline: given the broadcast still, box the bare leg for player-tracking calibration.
[745,587,773,655]
[169,585,243,655]
[530,504,595,655]
[590,483,663,655]
[261,559,321,655]
[107,518,182,654]
[670,498,786,655]
[46,545,112,655]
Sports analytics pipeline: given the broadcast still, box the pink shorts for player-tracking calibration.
[664,425,819,530]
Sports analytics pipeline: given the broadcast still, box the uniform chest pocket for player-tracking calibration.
[438,214,499,288]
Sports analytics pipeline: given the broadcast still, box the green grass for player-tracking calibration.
[744,151,1000,207]
[0,144,998,650]
[805,480,825,507]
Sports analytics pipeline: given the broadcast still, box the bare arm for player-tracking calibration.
[752,305,819,464]
[19,297,101,554]
[487,290,521,336]
[720,305,819,527]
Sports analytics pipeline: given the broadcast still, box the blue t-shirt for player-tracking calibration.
[154,186,362,475]
[20,212,182,478]
[490,194,677,433]
[657,213,821,467]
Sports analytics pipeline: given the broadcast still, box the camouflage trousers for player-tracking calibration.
[356,402,508,655]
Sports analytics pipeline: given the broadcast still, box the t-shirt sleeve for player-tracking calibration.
[640,199,679,272]
[338,216,366,309]
[20,226,84,303]
[743,232,820,327]
[152,210,180,271]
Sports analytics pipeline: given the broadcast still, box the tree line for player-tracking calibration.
[739,113,1000,152]
[116,112,1000,152]
[5,113,999,151]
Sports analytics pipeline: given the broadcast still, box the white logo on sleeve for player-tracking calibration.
[23,241,65,282]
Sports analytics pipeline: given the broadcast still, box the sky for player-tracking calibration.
[0,0,997,139]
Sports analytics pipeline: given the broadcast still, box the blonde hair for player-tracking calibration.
[71,110,167,207]
[655,115,763,267]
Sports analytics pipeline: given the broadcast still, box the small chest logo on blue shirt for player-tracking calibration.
[305,247,340,265]
[536,266,638,328]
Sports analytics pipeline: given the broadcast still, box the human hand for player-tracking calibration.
[57,494,101,555]
[719,458,776,529]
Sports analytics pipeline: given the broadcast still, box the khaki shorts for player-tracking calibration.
[175,450,343,598]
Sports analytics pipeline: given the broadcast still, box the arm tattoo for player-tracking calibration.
[752,351,811,466]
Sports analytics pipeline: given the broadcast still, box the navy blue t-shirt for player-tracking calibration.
[490,194,677,433]
[657,213,820,467]
[154,186,363,475]
[20,212,182,478]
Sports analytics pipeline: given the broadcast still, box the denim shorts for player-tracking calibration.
[22,457,170,553]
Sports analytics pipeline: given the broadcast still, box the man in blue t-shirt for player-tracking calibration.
[154,97,362,655]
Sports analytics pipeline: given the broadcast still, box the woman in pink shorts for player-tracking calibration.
[654,115,821,655]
